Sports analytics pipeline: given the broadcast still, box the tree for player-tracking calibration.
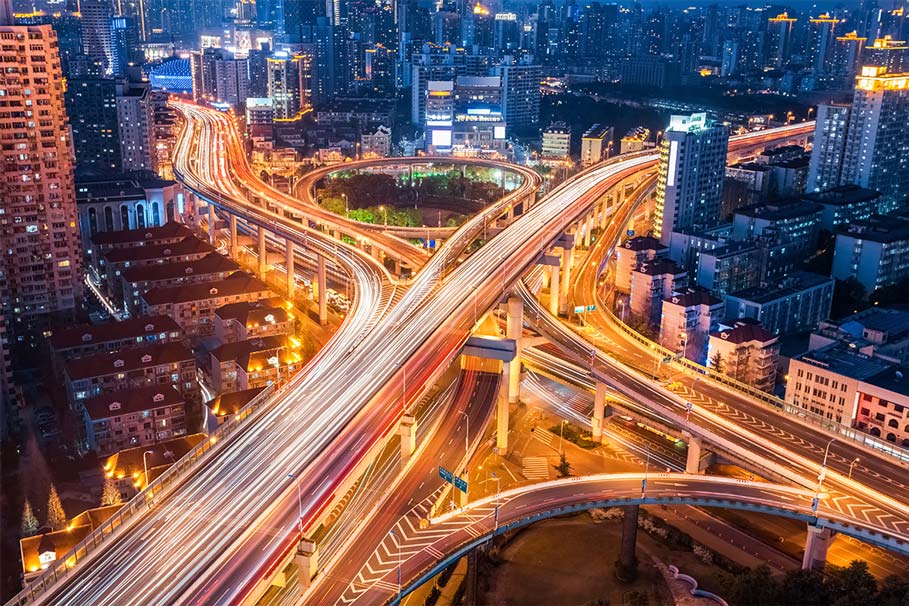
[554,453,572,478]
[827,561,877,606]
[780,568,829,606]
[876,573,909,606]
[721,565,781,606]
[46,484,66,531]
[21,499,39,537]
[101,476,122,506]
[709,351,724,374]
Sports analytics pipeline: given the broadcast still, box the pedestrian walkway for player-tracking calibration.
[522,457,550,480]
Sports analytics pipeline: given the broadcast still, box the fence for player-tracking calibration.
[6,384,278,606]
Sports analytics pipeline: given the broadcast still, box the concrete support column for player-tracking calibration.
[317,254,327,325]
[398,414,417,465]
[257,228,267,278]
[802,526,835,571]
[685,435,703,474]
[229,215,238,260]
[583,216,592,248]
[393,258,401,277]
[506,297,523,403]
[548,262,560,317]
[559,245,571,316]
[496,363,510,453]
[599,201,609,230]
[618,505,640,581]
[456,476,469,507]
[293,538,318,588]
[592,382,607,441]
[207,204,216,245]
[285,240,295,299]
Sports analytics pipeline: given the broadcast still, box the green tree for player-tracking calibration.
[101,476,122,506]
[876,573,909,606]
[721,565,781,606]
[21,499,39,537]
[780,568,829,606]
[827,561,877,606]
[554,453,572,478]
[709,351,724,373]
[319,195,347,216]
[831,277,867,318]
[47,485,66,531]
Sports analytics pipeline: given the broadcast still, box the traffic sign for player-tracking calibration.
[626,229,635,236]
[574,306,585,314]
[454,476,468,493]
[685,402,693,412]
[439,466,453,484]
[585,304,596,312]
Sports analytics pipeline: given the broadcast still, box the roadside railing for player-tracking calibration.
[6,384,278,606]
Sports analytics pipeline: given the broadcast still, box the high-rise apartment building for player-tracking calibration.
[493,54,541,131]
[841,66,909,208]
[0,20,84,338]
[766,12,796,68]
[80,0,113,75]
[190,48,250,107]
[806,103,851,192]
[808,13,841,75]
[268,51,310,120]
[654,113,729,245]
[65,78,121,170]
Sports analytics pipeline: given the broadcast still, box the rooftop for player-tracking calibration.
[664,288,722,308]
[864,366,909,397]
[728,161,773,173]
[121,253,240,284]
[50,316,181,350]
[76,170,174,193]
[582,123,612,139]
[65,342,193,380]
[103,433,206,485]
[622,235,667,252]
[141,273,271,306]
[210,335,288,364]
[793,344,894,381]
[735,198,823,221]
[835,210,909,244]
[206,387,267,417]
[91,222,191,247]
[728,271,833,304]
[634,258,686,277]
[215,299,290,326]
[801,184,881,207]
[20,505,121,574]
[711,321,778,345]
[103,237,214,264]
[83,385,184,421]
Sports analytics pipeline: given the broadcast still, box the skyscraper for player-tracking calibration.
[807,103,851,193]
[654,113,729,245]
[808,13,841,75]
[493,54,541,132]
[80,0,113,75]
[0,17,84,337]
[767,12,796,68]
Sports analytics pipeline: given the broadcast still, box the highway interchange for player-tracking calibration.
[10,107,909,606]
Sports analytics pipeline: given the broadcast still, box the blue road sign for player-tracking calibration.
[573,305,585,314]
[586,304,596,312]
[454,476,468,493]
[626,229,635,237]
[439,466,453,484]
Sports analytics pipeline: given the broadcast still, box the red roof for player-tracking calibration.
[83,385,184,421]
[141,273,272,306]
[103,237,213,264]
[64,342,194,380]
[91,222,192,247]
[121,253,240,284]
[50,316,181,350]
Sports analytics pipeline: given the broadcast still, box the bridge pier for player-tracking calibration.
[592,382,607,441]
[559,243,571,316]
[258,228,267,277]
[684,433,712,474]
[398,414,417,465]
[582,215,592,248]
[285,240,295,299]
[317,255,327,325]
[506,297,523,403]
[229,215,238,260]
[548,260,560,317]
[293,537,318,588]
[617,505,640,581]
[207,204,216,245]
[802,525,835,571]
[497,361,512,454]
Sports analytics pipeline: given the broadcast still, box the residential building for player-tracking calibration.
[206,386,267,425]
[801,185,886,232]
[82,385,187,455]
[708,320,780,392]
[0,21,84,338]
[725,162,773,205]
[20,505,121,580]
[214,300,293,343]
[831,208,909,292]
[620,127,653,154]
[619,55,680,88]
[99,236,214,292]
[580,124,614,167]
[116,82,156,172]
[654,113,729,245]
[120,253,240,313]
[50,316,182,370]
[541,122,571,160]
[786,343,908,444]
[140,273,273,337]
[659,288,724,364]
[630,259,687,325]
[725,271,834,335]
[76,174,182,251]
[64,341,196,408]
[209,336,302,393]
[245,98,274,139]
[360,125,392,157]
[810,308,909,366]
[314,98,395,128]
[91,222,193,258]
[614,236,667,294]
[493,54,541,131]
[102,433,206,498]
[190,47,249,107]
[731,199,823,261]
[268,51,310,120]
[806,103,851,193]
[694,242,762,298]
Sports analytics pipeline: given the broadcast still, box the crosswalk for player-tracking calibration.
[522,456,550,480]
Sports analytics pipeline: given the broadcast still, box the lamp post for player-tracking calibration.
[390,529,402,601]
[379,205,387,226]
[491,472,501,536]
[341,192,348,216]
[143,450,154,490]
[287,472,303,533]
[558,419,567,455]
[812,438,836,512]
[848,457,860,479]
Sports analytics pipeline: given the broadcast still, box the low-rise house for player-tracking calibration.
[83,385,187,456]
[707,320,780,392]
[102,433,207,499]
[120,253,240,315]
[214,299,293,343]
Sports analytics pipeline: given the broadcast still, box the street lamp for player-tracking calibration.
[379,205,388,226]
[143,450,155,490]
[812,438,836,512]
[341,192,348,216]
[458,410,470,501]
[491,472,501,536]
[558,419,568,455]
[390,529,402,601]
[848,457,860,479]
[287,472,303,533]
